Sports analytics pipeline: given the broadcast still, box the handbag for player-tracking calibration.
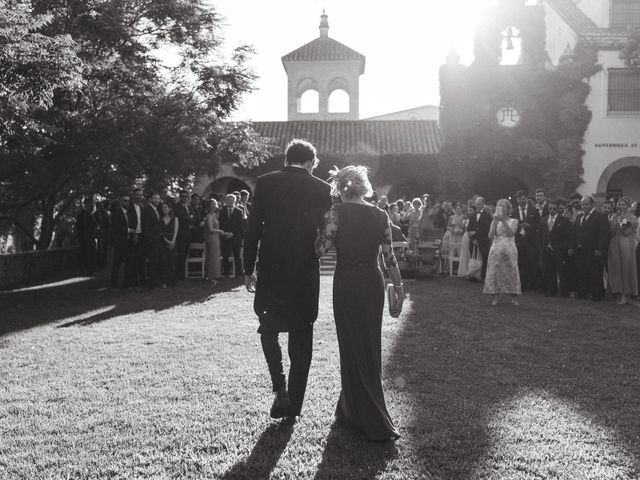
[386,283,401,318]
[466,244,483,280]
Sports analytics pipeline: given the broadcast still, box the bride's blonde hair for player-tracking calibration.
[329,165,374,199]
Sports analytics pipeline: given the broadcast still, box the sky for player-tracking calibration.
[205,0,501,121]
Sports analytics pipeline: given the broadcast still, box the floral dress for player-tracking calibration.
[483,218,521,295]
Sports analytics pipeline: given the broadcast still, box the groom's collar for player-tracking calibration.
[283,165,311,175]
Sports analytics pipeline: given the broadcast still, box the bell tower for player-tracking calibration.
[281,11,366,120]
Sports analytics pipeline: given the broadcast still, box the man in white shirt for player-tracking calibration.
[128,188,145,287]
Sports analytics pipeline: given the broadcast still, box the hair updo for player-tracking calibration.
[329,165,374,199]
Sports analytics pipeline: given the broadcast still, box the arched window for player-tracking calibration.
[500,26,522,66]
[298,90,319,113]
[328,89,350,113]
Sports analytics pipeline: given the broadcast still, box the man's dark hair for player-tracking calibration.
[285,139,317,165]
[132,188,143,195]
[556,197,567,206]
[535,188,545,194]
[119,191,130,199]
[191,193,200,199]
[548,198,559,207]
[515,190,528,198]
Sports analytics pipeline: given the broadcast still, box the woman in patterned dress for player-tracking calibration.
[483,198,522,306]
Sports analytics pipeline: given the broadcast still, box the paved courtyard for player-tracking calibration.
[1,262,640,479]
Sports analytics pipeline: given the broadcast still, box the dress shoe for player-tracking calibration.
[269,387,291,419]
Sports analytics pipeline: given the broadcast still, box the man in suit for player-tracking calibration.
[219,193,245,278]
[173,190,195,280]
[127,188,145,287]
[537,198,572,297]
[76,197,98,275]
[141,192,162,288]
[535,188,550,218]
[190,193,204,243]
[573,195,610,301]
[467,196,492,281]
[239,189,252,215]
[514,190,542,292]
[244,139,332,420]
[110,192,133,289]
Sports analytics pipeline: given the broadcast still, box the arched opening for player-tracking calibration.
[328,89,350,113]
[203,177,252,200]
[606,166,640,200]
[597,157,640,199]
[387,180,437,202]
[298,89,319,113]
[500,26,522,66]
[473,171,529,204]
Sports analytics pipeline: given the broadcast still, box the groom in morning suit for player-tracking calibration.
[467,196,492,281]
[244,139,332,420]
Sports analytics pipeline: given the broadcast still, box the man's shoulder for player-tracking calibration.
[257,169,330,191]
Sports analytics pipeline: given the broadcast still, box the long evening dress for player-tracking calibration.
[483,218,522,295]
[318,202,400,441]
[204,212,222,280]
[607,212,638,296]
[458,219,470,278]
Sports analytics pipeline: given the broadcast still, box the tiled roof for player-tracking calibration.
[545,0,598,34]
[250,121,442,156]
[282,37,365,64]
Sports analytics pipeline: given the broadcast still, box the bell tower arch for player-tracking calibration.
[282,11,365,120]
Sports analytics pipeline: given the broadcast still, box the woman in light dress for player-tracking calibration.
[447,203,466,255]
[407,198,423,250]
[607,196,638,304]
[457,204,475,278]
[204,198,224,285]
[483,198,521,306]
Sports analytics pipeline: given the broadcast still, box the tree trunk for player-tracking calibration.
[37,197,56,250]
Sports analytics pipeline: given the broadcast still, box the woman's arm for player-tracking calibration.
[315,206,339,257]
[488,218,498,240]
[170,217,179,244]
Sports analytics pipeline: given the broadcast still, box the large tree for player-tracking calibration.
[0,0,268,250]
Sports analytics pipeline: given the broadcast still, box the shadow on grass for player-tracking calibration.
[313,421,398,480]
[219,421,294,479]
[386,279,640,478]
[0,273,245,337]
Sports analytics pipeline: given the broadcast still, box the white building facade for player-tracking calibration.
[544,0,640,200]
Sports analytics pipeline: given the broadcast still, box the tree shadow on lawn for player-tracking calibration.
[219,421,294,480]
[313,421,398,480]
[387,279,640,478]
[0,274,245,337]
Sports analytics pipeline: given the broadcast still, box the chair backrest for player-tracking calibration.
[392,241,409,249]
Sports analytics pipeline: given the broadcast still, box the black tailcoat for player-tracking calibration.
[243,166,332,333]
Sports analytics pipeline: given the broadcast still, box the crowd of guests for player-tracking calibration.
[374,188,640,306]
[74,187,251,289]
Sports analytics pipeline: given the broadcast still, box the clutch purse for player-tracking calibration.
[386,283,400,318]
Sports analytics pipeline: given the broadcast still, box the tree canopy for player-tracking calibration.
[0,0,269,250]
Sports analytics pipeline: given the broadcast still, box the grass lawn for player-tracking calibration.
[1,270,640,479]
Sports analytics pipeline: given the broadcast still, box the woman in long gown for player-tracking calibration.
[204,199,224,285]
[483,198,521,306]
[607,196,638,304]
[457,204,475,278]
[316,165,404,441]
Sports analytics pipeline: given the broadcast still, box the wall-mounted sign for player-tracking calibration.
[496,107,520,128]
[594,143,638,148]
